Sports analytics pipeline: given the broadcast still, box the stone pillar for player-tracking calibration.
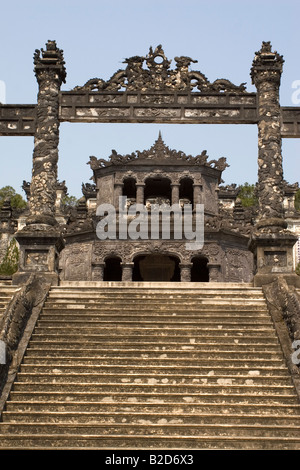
[121,262,134,281]
[171,184,180,205]
[193,183,202,206]
[207,263,221,282]
[114,183,123,208]
[136,184,145,205]
[28,40,66,226]
[249,42,299,287]
[12,41,66,286]
[92,262,105,281]
[251,41,284,226]
[179,263,192,282]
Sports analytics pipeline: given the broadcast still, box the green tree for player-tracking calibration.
[0,238,19,275]
[238,183,258,208]
[0,186,27,210]
[61,195,79,210]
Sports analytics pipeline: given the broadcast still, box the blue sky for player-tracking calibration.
[0,0,299,198]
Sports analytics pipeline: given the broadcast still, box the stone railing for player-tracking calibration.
[262,277,300,397]
[0,275,51,401]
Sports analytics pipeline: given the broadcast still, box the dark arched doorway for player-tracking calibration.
[123,177,136,201]
[191,256,209,282]
[103,256,122,281]
[179,177,194,207]
[133,254,180,281]
[144,176,172,205]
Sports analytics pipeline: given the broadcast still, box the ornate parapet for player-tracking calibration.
[72,45,247,94]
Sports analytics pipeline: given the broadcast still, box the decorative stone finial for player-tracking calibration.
[34,40,66,84]
[251,41,284,85]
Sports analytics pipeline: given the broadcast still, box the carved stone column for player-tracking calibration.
[28,40,66,226]
[114,183,123,208]
[251,41,284,226]
[193,183,202,206]
[136,184,145,205]
[249,42,299,287]
[12,41,66,286]
[207,263,221,282]
[171,184,180,205]
[179,263,192,282]
[121,262,134,281]
[92,262,105,281]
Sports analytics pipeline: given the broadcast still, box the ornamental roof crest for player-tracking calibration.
[73,45,247,93]
[88,133,229,172]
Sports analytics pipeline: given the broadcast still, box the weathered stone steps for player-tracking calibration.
[18,363,292,376]
[2,422,300,438]
[1,283,300,450]
[23,349,284,360]
[6,400,300,415]
[4,410,299,425]
[29,333,281,344]
[0,434,300,450]
[14,372,294,386]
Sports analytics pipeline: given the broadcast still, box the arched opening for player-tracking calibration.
[179,177,194,207]
[144,176,172,205]
[103,256,122,281]
[191,256,209,282]
[133,254,180,281]
[122,177,136,202]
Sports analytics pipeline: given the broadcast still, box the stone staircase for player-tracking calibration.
[0,280,17,320]
[0,281,300,450]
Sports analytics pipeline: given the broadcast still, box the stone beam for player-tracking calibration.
[59,91,258,124]
[0,105,36,136]
[0,99,300,137]
[281,107,300,138]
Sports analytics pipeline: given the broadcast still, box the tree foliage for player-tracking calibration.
[0,238,19,275]
[238,183,258,208]
[61,195,79,210]
[0,186,27,210]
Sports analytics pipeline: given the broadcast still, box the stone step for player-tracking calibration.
[15,372,293,386]
[0,433,300,450]
[27,340,281,351]
[21,356,287,367]
[42,305,268,313]
[8,390,300,405]
[23,348,284,360]
[1,422,300,438]
[4,410,299,425]
[19,363,291,376]
[40,306,271,323]
[35,320,274,329]
[46,296,267,303]
[47,292,265,299]
[30,333,281,344]
[57,281,255,288]
[5,400,300,416]
[33,326,277,336]
[11,381,295,396]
